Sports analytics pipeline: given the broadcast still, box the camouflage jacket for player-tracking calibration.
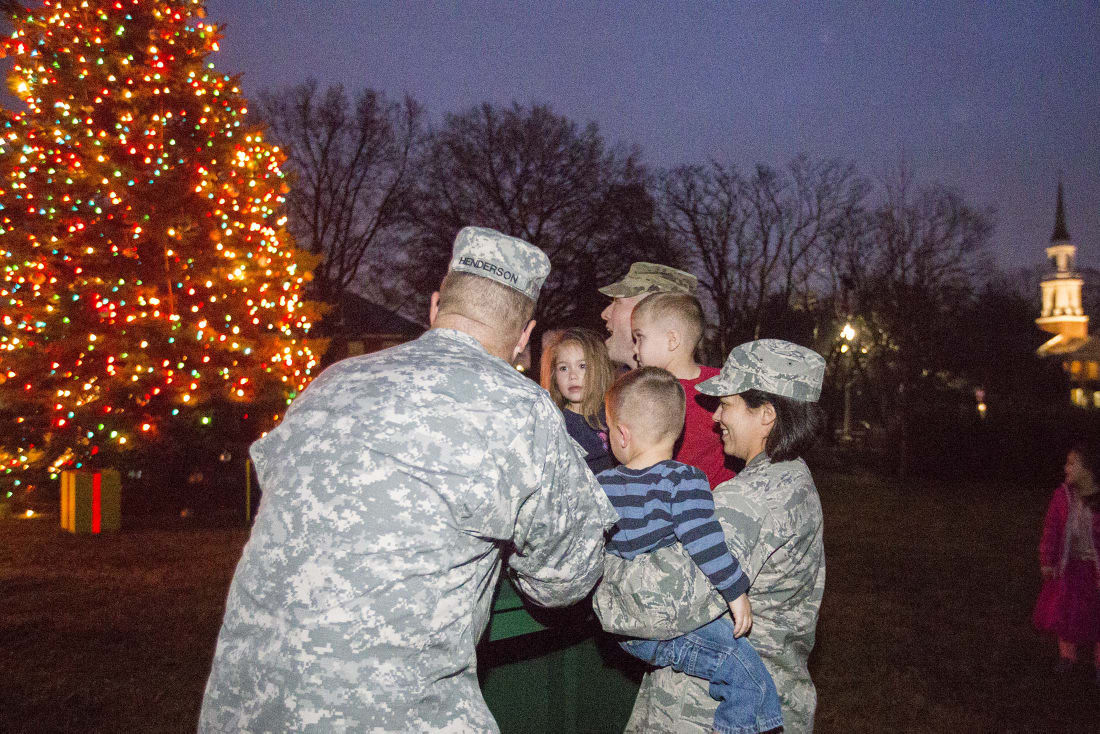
[199,328,619,733]
[593,454,825,733]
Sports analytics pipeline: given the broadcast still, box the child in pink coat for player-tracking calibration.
[1033,441,1100,682]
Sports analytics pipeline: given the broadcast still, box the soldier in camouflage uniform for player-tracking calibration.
[599,262,698,367]
[199,227,619,733]
[593,339,827,733]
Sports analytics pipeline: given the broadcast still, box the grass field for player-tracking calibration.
[1,470,1098,733]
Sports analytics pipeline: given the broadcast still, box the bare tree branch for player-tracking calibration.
[659,156,867,353]
[404,102,682,332]
[258,82,424,312]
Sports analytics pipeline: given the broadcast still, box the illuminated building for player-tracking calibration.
[1035,181,1100,408]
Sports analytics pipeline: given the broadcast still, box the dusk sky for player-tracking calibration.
[205,3,1097,271]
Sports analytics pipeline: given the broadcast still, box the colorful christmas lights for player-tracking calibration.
[0,0,323,482]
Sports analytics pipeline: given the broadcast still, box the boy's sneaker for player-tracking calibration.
[1054,657,1074,674]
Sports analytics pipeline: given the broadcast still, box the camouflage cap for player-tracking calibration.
[598,262,698,298]
[697,339,825,402]
[448,226,550,300]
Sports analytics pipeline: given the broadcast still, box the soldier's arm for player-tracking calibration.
[507,399,619,607]
[593,490,769,640]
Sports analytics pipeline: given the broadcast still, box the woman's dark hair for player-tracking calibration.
[1068,438,1100,508]
[740,389,824,462]
[1069,439,1100,478]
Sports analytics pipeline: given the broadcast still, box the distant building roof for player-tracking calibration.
[334,292,425,338]
[1037,333,1100,361]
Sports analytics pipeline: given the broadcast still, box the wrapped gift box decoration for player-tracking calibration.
[60,469,121,534]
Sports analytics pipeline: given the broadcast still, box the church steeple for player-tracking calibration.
[1034,180,1099,411]
[1052,178,1071,242]
[1037,179,1087,339]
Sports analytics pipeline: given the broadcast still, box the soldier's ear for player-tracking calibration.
[759,402,777,432]
[429,292,441,325]
[511,319,536,361]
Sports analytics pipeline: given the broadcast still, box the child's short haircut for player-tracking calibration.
[605,367,686,445]
[632,292,705,352]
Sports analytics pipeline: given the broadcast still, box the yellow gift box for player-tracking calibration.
[60,469,121,534]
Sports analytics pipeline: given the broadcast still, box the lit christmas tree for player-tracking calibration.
[0,0,323,493]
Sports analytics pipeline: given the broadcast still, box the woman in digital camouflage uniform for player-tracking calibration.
[594,339,827,733]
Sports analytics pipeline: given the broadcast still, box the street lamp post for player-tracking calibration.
[840,322,856,442]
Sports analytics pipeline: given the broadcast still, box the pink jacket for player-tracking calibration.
[1039,484,1100,575]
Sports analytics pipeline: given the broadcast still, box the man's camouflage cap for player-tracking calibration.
[448,226,550,300]
[697,338,825,402]
[598,262,698,298]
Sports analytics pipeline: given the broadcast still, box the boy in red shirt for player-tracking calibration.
[630,292,737,488]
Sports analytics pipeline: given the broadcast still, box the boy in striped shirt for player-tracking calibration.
[597,367,782,734]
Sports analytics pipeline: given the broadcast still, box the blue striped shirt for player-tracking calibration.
[597,460,750,602]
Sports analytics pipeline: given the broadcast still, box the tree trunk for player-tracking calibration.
[895,386,910,478]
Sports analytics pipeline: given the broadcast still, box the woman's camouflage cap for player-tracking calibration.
[598,262,698,298]
[448,226,550,300]
[697,339,825,402]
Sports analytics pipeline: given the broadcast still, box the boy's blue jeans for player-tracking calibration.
[619,616,783,734]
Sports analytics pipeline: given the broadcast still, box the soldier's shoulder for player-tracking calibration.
[739,458,814,507]
[764,455,812,478]
[467,354,550,414]
[760,459,822,534]
[388,331,543,400]
[712,458,809,521]
[284,351,381,406]
[299,332,552,418]
[766,458,816,495]
[311,337,422,379]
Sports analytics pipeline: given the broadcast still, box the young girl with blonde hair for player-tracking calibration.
[540,328,617,474]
